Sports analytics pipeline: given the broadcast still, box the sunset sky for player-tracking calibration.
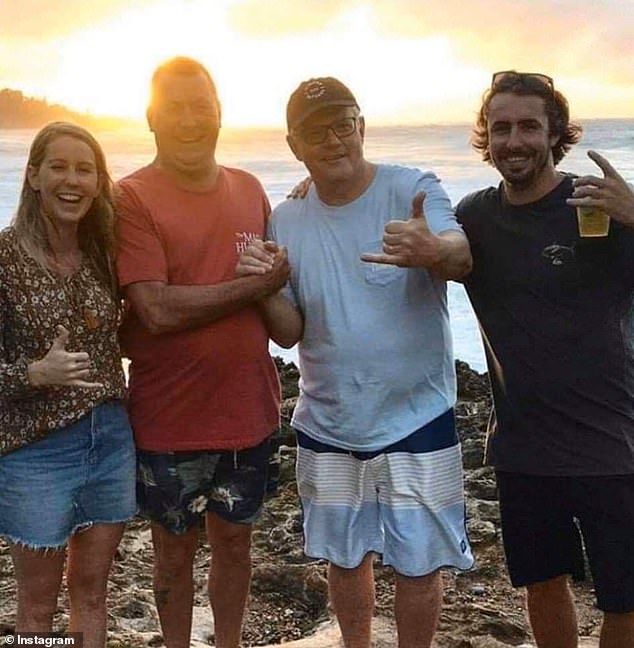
[2,0,633,127]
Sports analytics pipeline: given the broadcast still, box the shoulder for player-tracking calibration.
[372,164,451,210]
[0,226,15,244]
[117,165,155,190]
[270,195,305,226]
[220,167,269,217]
[221,166,263,190]
[115,165,158,205]
[0,227,18,256]
[0,228,22,279]
[455,186,499,224]
[375,163,441,190]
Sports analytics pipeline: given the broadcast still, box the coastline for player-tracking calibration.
[0,358,602,647]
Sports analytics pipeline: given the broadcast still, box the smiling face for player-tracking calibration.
[27,134,99,230]
[487,92,560,200]
[147,70,221,181]
[287,105,367,196]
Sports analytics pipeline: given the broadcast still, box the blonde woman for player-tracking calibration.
[0,122,135,647]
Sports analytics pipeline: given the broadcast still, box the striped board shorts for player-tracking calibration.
[295,409,474,577]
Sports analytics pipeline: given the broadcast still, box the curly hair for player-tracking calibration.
[471,73,582,166]
[12,121,118,299]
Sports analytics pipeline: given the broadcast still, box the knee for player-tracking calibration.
[18,593,58,626]
[604,609,634,624]
[208,521,252,565]
[395,569,442,596]
[66,570,107,609]
[329,554,374,579]
[152,527,198,579]
[215,532,252,565]
[154,545,197,580]
[526,574,571,600]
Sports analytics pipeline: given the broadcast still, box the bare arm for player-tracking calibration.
[125,258,290,335]
[360,191,473,280]
[425,229,473,280]
[258,292,304,348]
[236,240,304,347]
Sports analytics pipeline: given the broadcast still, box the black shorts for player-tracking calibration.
[496,471,634,613]
[137,434,276,534]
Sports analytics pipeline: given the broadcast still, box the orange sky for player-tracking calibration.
[1,0,633,127]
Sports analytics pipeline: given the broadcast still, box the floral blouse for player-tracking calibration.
[0,227,126,456]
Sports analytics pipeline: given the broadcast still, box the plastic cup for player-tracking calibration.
[577,206,609,237]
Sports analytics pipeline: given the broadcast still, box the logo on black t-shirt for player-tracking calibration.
[541,243,575,266]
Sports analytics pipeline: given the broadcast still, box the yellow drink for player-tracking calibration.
[577,206,610,237]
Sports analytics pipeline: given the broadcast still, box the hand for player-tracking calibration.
[360,192,444,268]
[286,176,312,199]
[261,245,290,295]
[567,150,634,227]
[236,239,276,277]
[28,325,103,388]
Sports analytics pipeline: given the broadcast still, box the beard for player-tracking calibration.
[495,147,552,191]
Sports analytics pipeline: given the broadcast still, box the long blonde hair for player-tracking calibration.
[12,121,118,299]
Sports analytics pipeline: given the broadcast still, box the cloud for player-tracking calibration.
[228,0,351,36]
[228,0,634,86]
[0,0,153,38]
[1,0,632,123]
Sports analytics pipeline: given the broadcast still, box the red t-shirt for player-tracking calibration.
[116,164,280,451]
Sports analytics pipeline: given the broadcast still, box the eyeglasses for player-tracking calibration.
[298,117,359,145]
[491,71,554,94]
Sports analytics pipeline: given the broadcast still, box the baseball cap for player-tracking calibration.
[286,77,359,131]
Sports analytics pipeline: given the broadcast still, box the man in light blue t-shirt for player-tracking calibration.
[237,77,473,648]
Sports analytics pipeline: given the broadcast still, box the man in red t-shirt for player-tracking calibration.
[116,57,290,648]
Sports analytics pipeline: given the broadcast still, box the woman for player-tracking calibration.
[0,122,135,647]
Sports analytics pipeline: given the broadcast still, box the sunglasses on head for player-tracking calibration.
[491,70,554,94]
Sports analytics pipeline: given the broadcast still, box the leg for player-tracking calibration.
[575,475,634,648]
[526,575,578,648]
[202,436,278,648]
[65,523,125,648]
[205,513,253,648]
[151,523,199,648]
[495,473,583,648]
[10,545,65,631]
[600,611,634,648]
[377,418,470,648]
[394,569,442,648]
[328,553,375,648]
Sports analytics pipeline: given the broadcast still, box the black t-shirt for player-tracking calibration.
[456,174,634,475]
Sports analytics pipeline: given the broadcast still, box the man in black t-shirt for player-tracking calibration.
[456,71,634,647]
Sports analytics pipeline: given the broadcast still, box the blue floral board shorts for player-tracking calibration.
[137,434,276,534]
[0,400,136,550]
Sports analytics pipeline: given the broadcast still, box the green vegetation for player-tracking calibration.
[0,88,136,129]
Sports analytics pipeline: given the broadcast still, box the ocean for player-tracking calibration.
[2,120,634,371]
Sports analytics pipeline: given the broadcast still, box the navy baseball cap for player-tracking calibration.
[286,77,359,131]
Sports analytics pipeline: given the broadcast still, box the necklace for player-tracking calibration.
[59,267,103,331]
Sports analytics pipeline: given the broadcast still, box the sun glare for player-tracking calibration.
[33,1,490,127]
[11,0,634,127]
[48,1,236,120]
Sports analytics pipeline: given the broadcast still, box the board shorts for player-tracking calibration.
[295,409,474,577]
[137,433,276,534]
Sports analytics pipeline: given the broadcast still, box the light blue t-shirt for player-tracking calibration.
[269,164,460,451]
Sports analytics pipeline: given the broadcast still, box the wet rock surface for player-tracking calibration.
[0,359,603,646]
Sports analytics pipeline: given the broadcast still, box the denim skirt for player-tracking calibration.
[0,400,136,549]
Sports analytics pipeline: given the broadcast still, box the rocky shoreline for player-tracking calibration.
[0,359,603,647]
